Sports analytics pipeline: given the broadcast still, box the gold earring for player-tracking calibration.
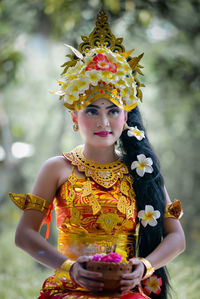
[73,122,79,131]
[123,122,128,130]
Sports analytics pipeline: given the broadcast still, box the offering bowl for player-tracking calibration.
[86,260,132,296]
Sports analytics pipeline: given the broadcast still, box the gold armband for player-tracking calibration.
[139,257,155,280]
[8,192,52,215]
[9,192,53,239]
[165,200,183,220]
[55,259,75,282]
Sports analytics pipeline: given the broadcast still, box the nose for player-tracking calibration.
[97,113,110,128]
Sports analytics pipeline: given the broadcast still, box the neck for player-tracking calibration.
[82,144,118,164]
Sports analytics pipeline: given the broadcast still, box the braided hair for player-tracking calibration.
[119,107,170,298]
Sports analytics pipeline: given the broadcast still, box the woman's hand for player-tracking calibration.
[70,256,104,293]
[120,258,145,293]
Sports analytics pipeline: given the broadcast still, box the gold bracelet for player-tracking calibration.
[139,257,154,280]
[60,259,75,272]
[55,259,75,282]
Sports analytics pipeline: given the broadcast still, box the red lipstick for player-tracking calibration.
[94,131,112,137]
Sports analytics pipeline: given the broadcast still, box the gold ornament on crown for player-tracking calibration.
[52,10,145,111]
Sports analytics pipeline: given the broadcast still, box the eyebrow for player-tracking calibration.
[87,104,117,109]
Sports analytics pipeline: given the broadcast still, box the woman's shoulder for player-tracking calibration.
[38,154,73,188]
[44,154,73,172]
[43,154,71,167]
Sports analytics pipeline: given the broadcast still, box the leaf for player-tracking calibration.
[128,53,144,70]
[64,44,84,60]
[136,68,144,76]
[120,49,134,58]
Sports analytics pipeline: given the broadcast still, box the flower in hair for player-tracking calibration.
[138,205,160,227]
[66,78,90,99]
[127,126,145,140]
[86,53,117,73]
[142,275,162,295]
[131,154,153,177]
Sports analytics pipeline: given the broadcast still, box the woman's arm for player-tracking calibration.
[15,156,71,269]
[15,210,67,269]
[145,187,186,270]
[120,187,185,293]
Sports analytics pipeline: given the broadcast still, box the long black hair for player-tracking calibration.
[119,107,170,298]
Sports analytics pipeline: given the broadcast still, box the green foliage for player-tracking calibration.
[0,0,44,87]
[0,203,51,299]
[168,255,200,299]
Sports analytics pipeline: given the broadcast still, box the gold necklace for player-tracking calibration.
[63,145,129,188]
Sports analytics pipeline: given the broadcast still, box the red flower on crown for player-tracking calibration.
[86,53,117,73]
[142,275,162,296]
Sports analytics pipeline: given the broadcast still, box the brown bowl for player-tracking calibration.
[86,260,132,296]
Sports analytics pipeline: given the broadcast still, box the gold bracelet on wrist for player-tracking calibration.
[139,257,155,280]
[54,259,75,282]
[60,259,75,272]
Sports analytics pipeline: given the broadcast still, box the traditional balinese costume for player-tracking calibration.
[9,10,183,299]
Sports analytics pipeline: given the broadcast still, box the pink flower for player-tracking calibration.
[85,61,96,71]
[92,254,102,261]
[93,252,122,263]
[142,275,162,295]
[86,54,117,73]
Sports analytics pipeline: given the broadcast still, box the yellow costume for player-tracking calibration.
[39,145,145,298]
[9,146,182,298]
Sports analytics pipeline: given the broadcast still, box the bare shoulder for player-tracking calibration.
[31,155,73,201]
[42,155,71,171]
[40,155,73,184]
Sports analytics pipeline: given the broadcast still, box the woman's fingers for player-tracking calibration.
[78,277,104,291]
[76,255,92,263]
[71,256,103,291]
[122,258,144,280]
[79,267,102,280]
[75,255,102,279]
[120,277,140,287]
[120,277,140,293]
[120,258,145,292]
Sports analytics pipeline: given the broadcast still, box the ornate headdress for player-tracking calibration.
[53,10,144,111]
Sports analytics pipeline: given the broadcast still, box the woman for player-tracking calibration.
[9,10,185,299]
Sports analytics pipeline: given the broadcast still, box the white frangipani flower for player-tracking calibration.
[101,70,114,83]
[138,205,161,227]
[124,94,138,105]
[86,70,100,85]
[131,154,153,177]
[127,126,145,141]
[50,90,65,96]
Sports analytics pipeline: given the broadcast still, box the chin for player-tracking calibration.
[89,139,117,148]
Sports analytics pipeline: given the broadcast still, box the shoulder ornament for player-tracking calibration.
[8,192,53,239]
[165,200,183,220]
[8,192,52,215]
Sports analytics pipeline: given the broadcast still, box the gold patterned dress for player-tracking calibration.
[38,146,148,298]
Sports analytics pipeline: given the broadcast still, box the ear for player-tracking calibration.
[71,111,78,123]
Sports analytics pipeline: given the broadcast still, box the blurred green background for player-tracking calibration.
[0,0,200,298]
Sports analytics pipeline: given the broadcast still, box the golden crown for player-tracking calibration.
[53,10,144,111]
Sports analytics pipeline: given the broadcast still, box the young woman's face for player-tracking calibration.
[71,98,127,148]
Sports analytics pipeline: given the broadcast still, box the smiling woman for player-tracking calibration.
[71,99,127,151]
[9,10,185,299]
